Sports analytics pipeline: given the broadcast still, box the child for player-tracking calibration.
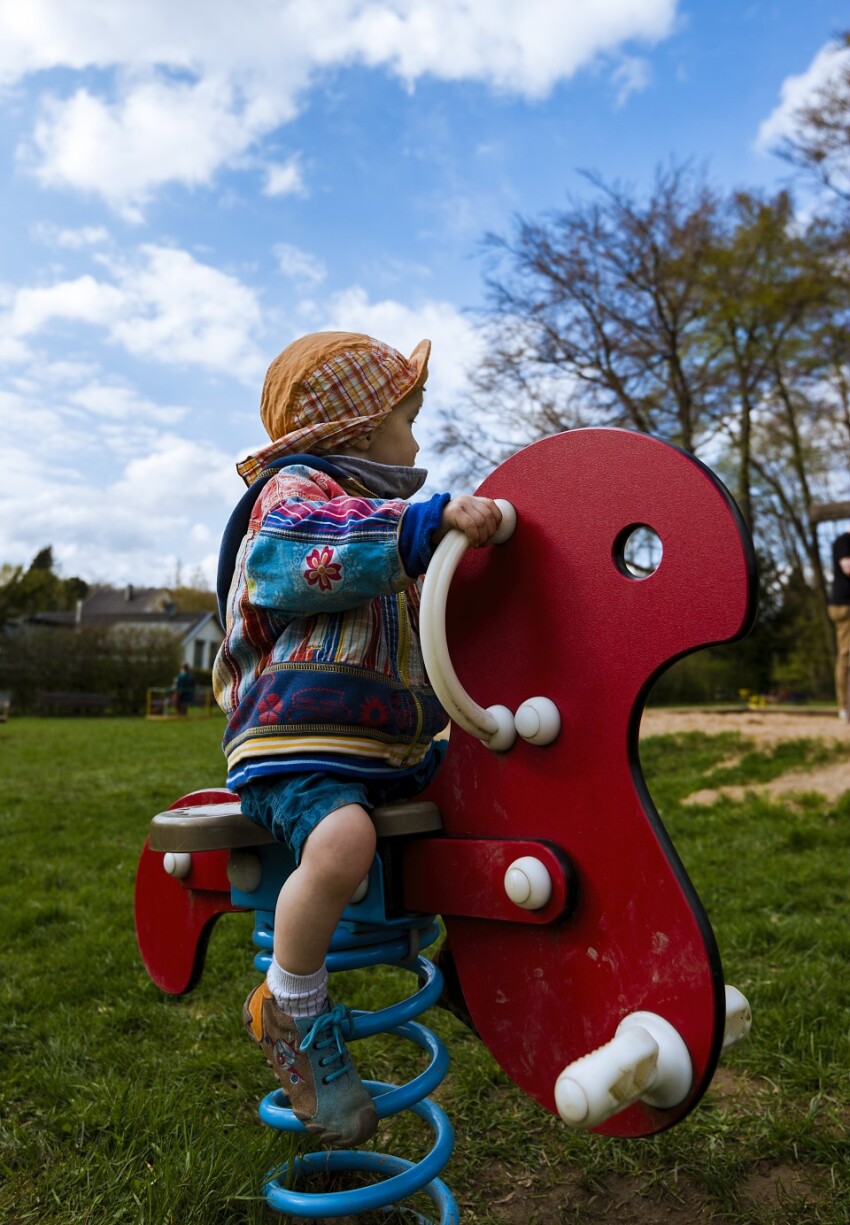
[213,331,501,1148]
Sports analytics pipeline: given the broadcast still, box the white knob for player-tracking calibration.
[555,1011,693,1129]
[349,876,370,904]
[514,696,561,745]
[163,851,192,879]
[504,856,553,910]
[484,704,517,752]
[723,985,752,1050]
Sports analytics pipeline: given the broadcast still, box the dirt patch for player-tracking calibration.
[639,707,849,745]
[684,759,850,806]
[462,1164,716,1225]
[739,1160,824,1213]
[640,708,850,805]
[706,1065,775,1115]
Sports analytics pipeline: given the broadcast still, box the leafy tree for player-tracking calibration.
[0,548,90,627]
[169,585,218,614]
[700,193,848,670]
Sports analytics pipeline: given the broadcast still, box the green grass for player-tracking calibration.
[1,717,849,1223]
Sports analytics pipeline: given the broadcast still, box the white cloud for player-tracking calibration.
[10,275,127,335]
[29,75,268,219]
[611,54,651,108]
[3,0,678,213]
[345,0,674,95]
[274,242,326,286]
[756,39,850,153]
[31,222,110,248]
[0,365,245,586]
[69,382,187,425]
[109,246,265,380]
[264,157,306,198]
[0,438,241,587]
[0,334,33,364]
[3,244,265,382]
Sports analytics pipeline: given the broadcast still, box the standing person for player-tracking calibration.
[213,332,502,1147]
[828,529,850,719]
[174,662,195,716]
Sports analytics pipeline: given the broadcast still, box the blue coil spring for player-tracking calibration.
[251,910,460,1223]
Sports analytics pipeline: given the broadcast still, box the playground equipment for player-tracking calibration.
[145,686,214,719]
[135,428,757,1218]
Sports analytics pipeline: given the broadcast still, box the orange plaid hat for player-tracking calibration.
[237,331,430,485]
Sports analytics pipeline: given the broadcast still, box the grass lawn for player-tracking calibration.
[1,716,849,1224]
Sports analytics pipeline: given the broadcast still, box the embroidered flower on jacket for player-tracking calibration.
[359,696,390,727]
[257,693,284,723]
[304,546,343,593]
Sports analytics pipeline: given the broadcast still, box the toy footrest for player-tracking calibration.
[149,799,443,852]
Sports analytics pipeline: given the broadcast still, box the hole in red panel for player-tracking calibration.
[614,524,663,580]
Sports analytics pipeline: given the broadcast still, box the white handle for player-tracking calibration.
[420,499,560,753]
[554,1011,693,1130]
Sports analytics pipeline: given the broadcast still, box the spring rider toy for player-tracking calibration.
[135,427,757,1221]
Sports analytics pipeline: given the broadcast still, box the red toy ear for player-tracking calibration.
[422,428,756,1137]
[134,790,244,996]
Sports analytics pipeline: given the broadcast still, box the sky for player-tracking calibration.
[1,0,848,591]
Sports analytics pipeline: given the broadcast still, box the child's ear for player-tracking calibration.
[350,434,373,453]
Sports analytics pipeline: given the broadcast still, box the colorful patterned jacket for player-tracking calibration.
[213,458,450,790]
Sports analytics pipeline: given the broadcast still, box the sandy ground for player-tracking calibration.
[639,707,850,804]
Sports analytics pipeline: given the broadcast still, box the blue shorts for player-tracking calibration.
[238,743,446,864]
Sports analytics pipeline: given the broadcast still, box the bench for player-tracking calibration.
[37,691,112,715]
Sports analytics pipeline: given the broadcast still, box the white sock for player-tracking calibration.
[267,959,328,1018]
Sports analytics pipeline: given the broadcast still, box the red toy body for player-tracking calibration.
[418,429,756,1135]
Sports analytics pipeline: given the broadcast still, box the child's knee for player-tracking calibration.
[304,805,376,887]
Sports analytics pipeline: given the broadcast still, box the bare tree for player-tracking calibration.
[438,165,723,486]
[777,31,850,201]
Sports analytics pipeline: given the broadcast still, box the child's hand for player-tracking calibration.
[435,496,503,548]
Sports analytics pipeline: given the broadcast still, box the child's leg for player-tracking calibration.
[273,803,376,974]
[243,802,378,1147]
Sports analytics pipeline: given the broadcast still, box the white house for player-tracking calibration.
[75,585,224,671]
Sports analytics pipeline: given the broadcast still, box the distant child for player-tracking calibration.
[173,662,195,716]
[213,332,501,1147]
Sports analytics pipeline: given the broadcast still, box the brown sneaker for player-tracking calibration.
[243,982,378,1147]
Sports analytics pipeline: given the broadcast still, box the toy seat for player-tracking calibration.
[136,790,444,996]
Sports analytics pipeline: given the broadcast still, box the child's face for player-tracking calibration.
[361,386,423,467]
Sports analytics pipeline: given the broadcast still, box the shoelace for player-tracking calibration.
[300,1005,353,1084]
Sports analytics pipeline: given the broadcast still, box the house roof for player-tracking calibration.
[13,586,222,642]
[82,609,222,638]
[83,584,175,616]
